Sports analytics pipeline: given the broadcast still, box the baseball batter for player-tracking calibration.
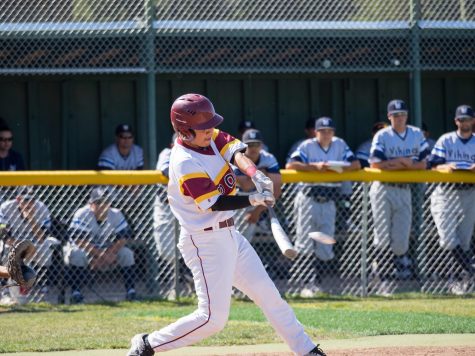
[429,105,475,292]
[369,99,430,282]
[286,117,360,296]
[127,94,325,356]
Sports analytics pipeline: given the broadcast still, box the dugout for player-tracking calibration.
[0,16,475,169]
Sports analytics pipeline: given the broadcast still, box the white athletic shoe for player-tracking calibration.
[127,333,154,356]
[299,284,322,298]
[449,281,469,296]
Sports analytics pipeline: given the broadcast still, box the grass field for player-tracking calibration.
[0,294,474,353]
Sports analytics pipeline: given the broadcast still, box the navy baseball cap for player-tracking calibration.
[315,117,335,130]
[15,186,35,200]
[455,105,474,120]
[242,129,264,144]
[387,99,408,115]
[89,186,111,204]
[238,120,255,133]
[115,124,133,136]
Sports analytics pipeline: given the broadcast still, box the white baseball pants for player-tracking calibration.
[147,227,316,356]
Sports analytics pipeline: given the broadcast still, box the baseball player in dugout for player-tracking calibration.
[368,99,430,290]
[428,105,475,295]
[233,128,282,242]
[0,186,60,303]
[97,124,144,170]
[64,187,137,303]
[127,94,326,356]
[285,118,360,297]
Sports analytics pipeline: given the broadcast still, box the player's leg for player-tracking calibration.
[313,201,336,262]
[388,186,412,251]
[289,192,318,294]
[146,230,237,352]
[369,183,393,283]
[430,186,461,251]
[116,246,136,300]
[232,230,317,356]
[454,189,475,274]
[369,182,391,249]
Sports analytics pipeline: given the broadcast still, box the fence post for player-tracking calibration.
[144,0,157,168]
[410,0,422,128]
[361,183,369,297]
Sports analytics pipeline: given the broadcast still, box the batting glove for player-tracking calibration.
[249,191,275,207]
[251,170,274,194]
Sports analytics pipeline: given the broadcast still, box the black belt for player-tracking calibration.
[384,183,410,189]
[204,218,234,231]
[313,196,331,203]
[451,183,475,191]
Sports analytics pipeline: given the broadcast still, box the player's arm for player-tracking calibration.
[233,151,274,193]
[370,158,407,170]
[0,265,9,279]
[236,175,255,192]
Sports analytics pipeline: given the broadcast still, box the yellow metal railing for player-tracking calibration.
[1,168,474,186]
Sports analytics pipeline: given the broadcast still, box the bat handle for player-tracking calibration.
[267,206,278,219]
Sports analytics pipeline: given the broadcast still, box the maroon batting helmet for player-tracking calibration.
[170,94,223,141]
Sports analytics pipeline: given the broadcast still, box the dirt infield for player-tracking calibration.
[3,334,475,355]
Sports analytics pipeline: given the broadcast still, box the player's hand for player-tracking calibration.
[251,170,274,193]
[312,162,329,171]
[436,163,456,172]
[245,208,262,224]
[249,191,275,207]
[397,157,414,167]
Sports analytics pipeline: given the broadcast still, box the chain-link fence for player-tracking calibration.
[0,0,474,74]
[1,179,473,304]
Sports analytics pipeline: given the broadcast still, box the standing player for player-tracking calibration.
[369,99,430,288]
[286,117,360,297]
[429,105,475,294]
[127,94,326,356]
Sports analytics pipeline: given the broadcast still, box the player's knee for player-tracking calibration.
[438,238,458,251]
[392,242,409,256]
[117,246,135,266]
[199,312,228,336]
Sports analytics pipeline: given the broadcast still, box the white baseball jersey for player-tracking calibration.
[0,199,51,240]
[290,136,357,187]
[98,144,144,170]
[168,129,246,233]
[429,131,475,168]
[156,147,172,177]
[369,125,430,163]
[69,206,129,248]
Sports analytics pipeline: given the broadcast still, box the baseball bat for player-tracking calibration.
[267,206,298,260]
[308,231,336,245]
